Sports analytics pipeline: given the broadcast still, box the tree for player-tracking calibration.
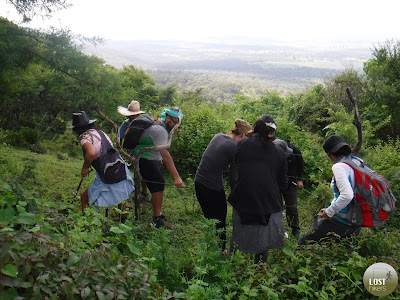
[6,0,70,22]
[119,65,159,109]
[286,84,330,135]
[363,40,400,139]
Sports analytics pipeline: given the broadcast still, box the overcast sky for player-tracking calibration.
[1,0,400,44]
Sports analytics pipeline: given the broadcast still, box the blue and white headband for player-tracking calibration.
[160,107,183,121]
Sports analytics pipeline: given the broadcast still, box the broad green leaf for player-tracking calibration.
[0,207,16,223]
[328,285,336,295]
[0,184,13,192]
[1,264,18,278]
[1,227,15,232]
[282,245,293,256]
[127,241,141,255]
[16,204,27,213]
[119,223,132,232]
[28,226,41,233]
[41,286,52,295]
[60,275,73,283]
[110,226,124,234]
[96,291,108,300]
[3,287,18,300]
[16,212,39,225]
[18,201,27,207]
[4,194,17,206]
[37,273,50,283]
[19,281,33,288]
[81,286,91,298]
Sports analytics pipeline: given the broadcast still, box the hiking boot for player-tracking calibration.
[151,215,172,229]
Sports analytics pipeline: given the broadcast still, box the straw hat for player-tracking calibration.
[117,100,145,116]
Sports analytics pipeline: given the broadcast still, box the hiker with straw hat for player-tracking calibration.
[118,100,145,141]
[71,111,134,220]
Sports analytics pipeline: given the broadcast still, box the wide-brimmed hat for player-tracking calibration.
[70,111,96,128]
[323,135,350,154]
[274,139,293,158]
[118,100,145,116]
[234,118,252,135]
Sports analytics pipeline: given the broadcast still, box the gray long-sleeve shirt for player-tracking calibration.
[195,133,237,191]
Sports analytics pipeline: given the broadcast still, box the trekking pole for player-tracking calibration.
[72,168,92,202]
[313,198,327,230]
[73,178,84,198]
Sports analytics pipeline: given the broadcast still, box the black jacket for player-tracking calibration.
[286,142,304,186]
[228,134,288,225]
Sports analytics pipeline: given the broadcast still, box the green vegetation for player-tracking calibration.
[1,17,400,299]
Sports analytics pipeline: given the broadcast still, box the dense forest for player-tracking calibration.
[1,5,400,299]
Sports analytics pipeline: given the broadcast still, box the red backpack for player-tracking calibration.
[336,157,397,227]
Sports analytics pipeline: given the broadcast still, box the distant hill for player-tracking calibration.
[83,39,372,101]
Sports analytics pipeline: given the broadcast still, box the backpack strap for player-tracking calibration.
[333,156,358,224]
[95,129,113,153]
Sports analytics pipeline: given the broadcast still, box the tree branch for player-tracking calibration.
[346,87,362,155]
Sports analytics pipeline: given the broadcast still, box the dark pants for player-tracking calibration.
[139,159,165,193]
[283,184,300,234]
[298,217,361,249]
[195,181,227,249]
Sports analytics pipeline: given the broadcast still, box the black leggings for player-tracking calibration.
[298,217,361,249]
[195,181,227,249]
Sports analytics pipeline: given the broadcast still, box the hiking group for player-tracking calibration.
[72,101,396,263]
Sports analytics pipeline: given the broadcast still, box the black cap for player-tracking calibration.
[70,111,96,128]
[323,135,349,154]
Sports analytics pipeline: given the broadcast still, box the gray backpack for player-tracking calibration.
[336,157,396,227]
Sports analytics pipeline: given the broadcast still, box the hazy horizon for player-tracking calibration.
[1,0,399,47]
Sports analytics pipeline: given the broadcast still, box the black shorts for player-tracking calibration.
[139,158,165,193]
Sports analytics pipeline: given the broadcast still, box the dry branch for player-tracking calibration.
[346,87,362,155]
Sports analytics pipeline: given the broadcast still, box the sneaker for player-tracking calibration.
[151,215,172,229]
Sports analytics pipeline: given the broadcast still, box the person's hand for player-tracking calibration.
[296,180,304,189]
[175,177,186,188]
[81,166,90,178]
[320,209,331,219]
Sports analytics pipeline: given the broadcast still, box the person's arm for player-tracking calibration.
[295,147,304,188]
[161,149,186,188]
[323,163,354,218]
[81,142,96,178]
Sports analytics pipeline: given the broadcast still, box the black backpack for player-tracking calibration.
[122,114,155,149]
[91,130,127,184]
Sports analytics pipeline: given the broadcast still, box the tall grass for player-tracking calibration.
[0,144,399,299]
